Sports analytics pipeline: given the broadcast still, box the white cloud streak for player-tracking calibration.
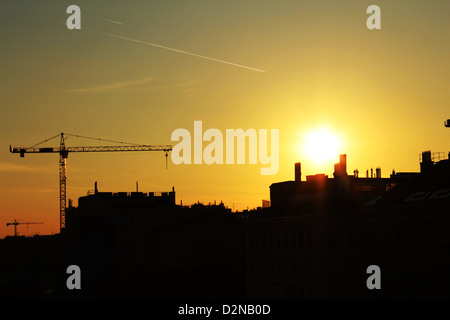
[103,18,123,25]
[0,162,50,173]
[105,33,266,73]
[65,77,154,93]
[0,187,55,194]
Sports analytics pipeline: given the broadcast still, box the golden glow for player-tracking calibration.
[302,128,342,164]
[0,1,449,238]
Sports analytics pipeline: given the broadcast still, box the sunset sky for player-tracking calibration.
[1,0,449,237]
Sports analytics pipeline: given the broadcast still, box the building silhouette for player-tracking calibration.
[0,235,61,299]
[244,151,450,299]
[64,185,244,299]
[1,151,449,299]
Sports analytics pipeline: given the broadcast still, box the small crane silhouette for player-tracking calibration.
[6,219,43,237]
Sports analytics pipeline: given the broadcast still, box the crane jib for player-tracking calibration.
[10,146,172,154]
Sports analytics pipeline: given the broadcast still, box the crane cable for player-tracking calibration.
[64,133,170,170]
[26,132,147,149]
[21,132,170,169]
[26,133,61,149]
[63,133,145,146]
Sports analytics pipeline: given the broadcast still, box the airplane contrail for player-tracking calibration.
[103,18,123,25]
[105,33,266,73]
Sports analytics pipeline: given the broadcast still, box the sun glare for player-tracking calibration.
[302,128,341,164]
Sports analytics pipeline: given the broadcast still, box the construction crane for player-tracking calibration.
[10,133,172,233]
[6,219,44,237]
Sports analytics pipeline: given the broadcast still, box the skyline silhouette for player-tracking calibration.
[2,133,448,238]
[1,146,449,299]
[1,1,449,236]
[1,0,449,303]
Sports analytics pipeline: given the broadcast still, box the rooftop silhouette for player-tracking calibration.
[1,149,449,299]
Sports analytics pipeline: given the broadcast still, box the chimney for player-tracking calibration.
[295,162,301,182]
[422,151,432,163]
[334,154,347,177]
[376,167,381,179]
[340,154,347,175]
[420,150,433,173]
[94,181,98,194]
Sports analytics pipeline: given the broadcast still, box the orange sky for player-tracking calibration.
[1,0,449,238]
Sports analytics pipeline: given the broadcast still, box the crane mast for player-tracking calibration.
[60,133,68,230]
[10,132,172,232]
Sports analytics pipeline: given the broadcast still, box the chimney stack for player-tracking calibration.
[295,162,301,182]
[333,154,347,177]
[420,150,433,173]
[376,167,381,179]
[340,154,347,175]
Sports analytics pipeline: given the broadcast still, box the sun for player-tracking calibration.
[302,128,342,164]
